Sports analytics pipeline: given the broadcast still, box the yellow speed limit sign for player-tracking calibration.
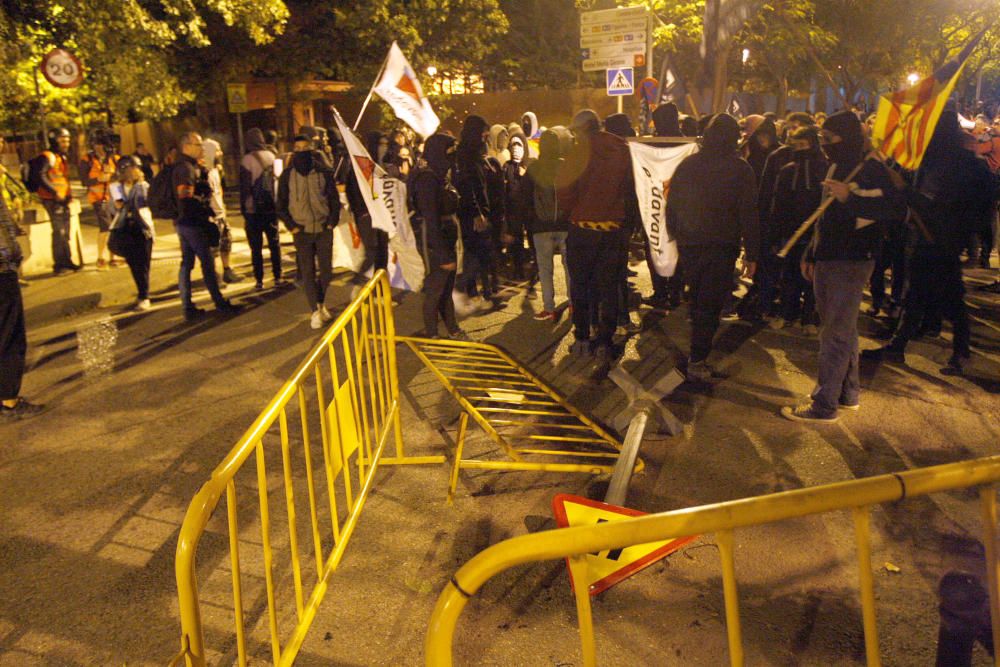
[41,48,84,89]
[226,83,249,114]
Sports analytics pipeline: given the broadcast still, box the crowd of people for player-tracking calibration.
[1,98,998,423]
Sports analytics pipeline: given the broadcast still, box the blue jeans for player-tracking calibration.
[176,224,226,310]
[532,231,569,312]
[811,259,874,414]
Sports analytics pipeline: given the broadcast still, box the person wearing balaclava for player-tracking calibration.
[410,132,469,340]
[768,125,826,333]
[736,115,780,322]
[454,114,496,309]
[502,130,533,281]
[276,134,341,329]
[781,110,904,423]
[666,113,759,383]
[488,124,510,165]
[555,108,633,374]
[862,106,993,375]
[239,127,283,290]
[652,103,682,138]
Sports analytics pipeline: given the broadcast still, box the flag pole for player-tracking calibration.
[776,160,865,258]
[353,50,391,131]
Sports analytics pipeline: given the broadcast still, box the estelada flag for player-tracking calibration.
[872,28,986,170]
[373,42,440,138]
[332,106,395,235]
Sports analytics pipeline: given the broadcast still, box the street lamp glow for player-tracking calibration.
[907,72,920,86]
[742,48,750,65]
[426,65,438,77]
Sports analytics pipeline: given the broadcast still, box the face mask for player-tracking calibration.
[510,142,524,162]
[822,141,852,165]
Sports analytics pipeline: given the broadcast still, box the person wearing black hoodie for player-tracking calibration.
[502,130,533,280]
[454,114,496,307]
[239,127,282,290]
[667,113,759,382]
[782,111,904,423]
[861,107,993,374]
[410,132,467,340]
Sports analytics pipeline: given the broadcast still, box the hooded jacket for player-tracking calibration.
[276,149,340,234]
[743,116,778,184]
[808,111,904,262]
[666,113,760,260]
[489,125,510,165]
[502,131,534,237]
[556,127,632,226]
[410,132,459,266]
[771,143,828,247]
[652,103,682,137]
[454,115,492,222]
[525,127,570,234]
[239,128,276,216]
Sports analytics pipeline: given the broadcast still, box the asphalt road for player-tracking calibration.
[1,211,998,666]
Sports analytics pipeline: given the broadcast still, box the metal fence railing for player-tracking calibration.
[425,455,1000,667]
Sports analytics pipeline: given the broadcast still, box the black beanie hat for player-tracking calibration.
[604,113,636,138]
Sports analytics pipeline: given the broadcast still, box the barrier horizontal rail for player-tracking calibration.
[426,455,1000,667]
[171,271,442,666]
[398,336,641,503]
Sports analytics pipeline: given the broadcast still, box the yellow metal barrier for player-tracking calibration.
[426,456,1000,667]
[398,336,642,503]
[172,271,443,666]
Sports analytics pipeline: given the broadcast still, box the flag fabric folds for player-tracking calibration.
[872,30,985,170]
[656,54,687,107]
[373,41,440,138]
[628,142,700,277]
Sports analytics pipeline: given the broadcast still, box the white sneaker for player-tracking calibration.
[320,305,333,322]
[310,309,323,330]
[135,299,152,311]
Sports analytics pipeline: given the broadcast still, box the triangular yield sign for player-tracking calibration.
[552,493,698,596]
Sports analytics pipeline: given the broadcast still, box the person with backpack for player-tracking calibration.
[108,156,155,310]
[524,127,572,321]
[239,128,283,290]
[410,132,468,339]
[31,128,79,274]
[80,132,120,270]
[276,133,340,329]
[172,132,238,320]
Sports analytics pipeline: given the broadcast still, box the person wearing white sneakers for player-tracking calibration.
[276,133,340,329]
[108,156,156,311]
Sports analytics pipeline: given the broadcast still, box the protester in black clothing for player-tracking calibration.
[769,125,826,332]
[411,132,468,339]
[502,130,533,280]
[667,113,759,383]
[454,114,495,307]
[239,128,283,290]
[862,108,994,374]
[738,115,780,320]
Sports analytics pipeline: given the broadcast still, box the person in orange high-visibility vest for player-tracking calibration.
[35,128,79,274]
[80,134,120,269]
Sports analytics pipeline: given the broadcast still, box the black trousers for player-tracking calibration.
[681,245,739,363]
[779,244,818,325]
[355,212,389,273]
[245,213,282,283]
[0,272,26,400]
[566,226,624,348]
[123,237,153,300]
[293,229,333,311]
[871,222,906,310]
[459,219,495,298]
[422,265,459,336]
[42,200,74,269]
[891,247,970,356]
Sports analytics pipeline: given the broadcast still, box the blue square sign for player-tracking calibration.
[606,67,634,96]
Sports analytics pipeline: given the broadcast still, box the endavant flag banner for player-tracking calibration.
[374,42,440,138]
[628,141,699,278]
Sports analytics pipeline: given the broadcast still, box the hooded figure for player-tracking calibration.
[652,103,682,137]
[488,124,510,164]
[666,112,759,381]
[604,113,636,138]
[454,114,497,300]
[239,127,282,289]
[743,116,778,183]
[502,130,533,278]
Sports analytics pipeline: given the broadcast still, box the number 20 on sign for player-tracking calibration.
[41,49,84,89]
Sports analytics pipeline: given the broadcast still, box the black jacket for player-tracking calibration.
[172,154,215,227]
[667,148,760,262]
[770,151,828,248]
[502,157,533,237]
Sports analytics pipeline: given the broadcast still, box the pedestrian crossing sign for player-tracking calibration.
[606,67,634,96]
[552,493,698,595]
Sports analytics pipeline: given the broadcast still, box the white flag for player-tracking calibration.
[333,107,396,235]
[628,141,699,277]
[373,42,440,138]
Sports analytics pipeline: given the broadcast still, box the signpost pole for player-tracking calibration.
[236,112,245,159]
[618,96,623,114]
[33,68,48,143]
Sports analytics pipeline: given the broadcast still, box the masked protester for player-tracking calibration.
[501,131,533,281]
[781,111,904,423]
[454,114,496,310]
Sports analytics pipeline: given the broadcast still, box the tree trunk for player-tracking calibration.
[776,77,788,117]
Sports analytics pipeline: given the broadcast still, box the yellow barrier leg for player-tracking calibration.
[979,486,1000,666]
[716,529,743,667]
[448,413,469,505]
[568,556,597,667]
[853,506,881,667]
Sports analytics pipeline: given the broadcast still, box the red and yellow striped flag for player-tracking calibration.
[872,30,985,170]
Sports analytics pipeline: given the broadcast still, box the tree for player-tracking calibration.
[481,0,580,90]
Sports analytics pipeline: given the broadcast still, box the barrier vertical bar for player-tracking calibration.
[380,275,406,459]
[979,485,1000,664]
[297,385,325,575]
[366,291,388,445]
[350,317,374,484]
[568,555,597,667]
[448,413,469,505]
[329,338,354,512]
[226,480,248,667]
[278,408,305,621]
[716,529,743,666]
[853,506,881,667]
[360,298,381,468]
[304,382,340,545]
[255,440,282,663]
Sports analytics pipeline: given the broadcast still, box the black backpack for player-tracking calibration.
[24,153,52,193]
[147,163,177,219]
[249,152,277,214]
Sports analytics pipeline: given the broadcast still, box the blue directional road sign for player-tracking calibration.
[606,67,634,96]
